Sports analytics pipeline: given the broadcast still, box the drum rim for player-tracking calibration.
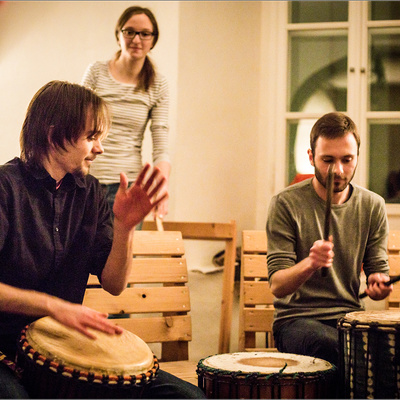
[17,324,159,388]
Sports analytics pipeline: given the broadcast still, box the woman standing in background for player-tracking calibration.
[82,6,170,223]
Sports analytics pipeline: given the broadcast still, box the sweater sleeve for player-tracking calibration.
[266,194,298,282]
[362,195,389,279]
[150,75,170,166]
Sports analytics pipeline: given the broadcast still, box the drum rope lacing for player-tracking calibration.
[0,351,23,379]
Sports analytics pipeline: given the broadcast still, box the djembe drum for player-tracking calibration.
[196,352,337,399]
[16,316,158,399]
[337,310,400,399]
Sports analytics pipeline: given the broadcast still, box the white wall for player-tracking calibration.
[174,2,261,229]
[0,1,267,257]
[0,1,179,163]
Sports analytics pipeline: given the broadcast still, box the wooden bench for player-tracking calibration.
[238,230,276,352]
[83,230,198,385]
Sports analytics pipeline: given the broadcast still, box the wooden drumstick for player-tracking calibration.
[322,164,334,277]
[359,274,400,299]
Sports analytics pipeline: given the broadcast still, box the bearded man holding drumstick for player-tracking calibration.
[266,112,393,367]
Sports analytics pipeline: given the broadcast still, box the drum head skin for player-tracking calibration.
[197,352,337,399]
[344,310,400,325]
[25,316,154,375]
[199,352,333,375]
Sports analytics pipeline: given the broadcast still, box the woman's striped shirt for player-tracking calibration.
[81,60,170,184]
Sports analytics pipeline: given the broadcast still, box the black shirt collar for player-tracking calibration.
[20,159,85,192]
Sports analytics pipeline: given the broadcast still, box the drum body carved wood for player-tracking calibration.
[338,310,400,399]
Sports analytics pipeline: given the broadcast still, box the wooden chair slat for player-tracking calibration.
[83,287,190,314]
[389,255,400,276]
[132,231,185,256]
[389,284,400,302]
[387,255,400,308]
[112,315,192,343]
[143,221,235,240]
[388,230,400,254]
[87,259,188,286]
[243,255,268,278]
[243,282,275,305]
[242,230,268,254]
[386,236,400,309]
[243,308,275,331]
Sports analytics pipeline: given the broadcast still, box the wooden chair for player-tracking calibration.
[238,230,276,352]
[83,230,198,385]
[386,230,400,309]
[143,220,237,354]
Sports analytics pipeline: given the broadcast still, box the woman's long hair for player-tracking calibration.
[115,6,159,91]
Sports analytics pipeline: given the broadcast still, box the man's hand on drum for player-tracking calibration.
[364,272,393,300]
[113,163,168,230]
[51,300,123,340]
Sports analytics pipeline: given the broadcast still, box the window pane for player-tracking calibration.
[369,123,400,202]
[287,120,318,185]
[289,34,347,112]
[370,1,400,21]
[369,31,400,112]
[290,1,348,23]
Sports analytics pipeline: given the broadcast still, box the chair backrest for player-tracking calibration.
[142,220,237,354]
[83,231,191,362]
[386,230,400,308]
[238,230,275,351]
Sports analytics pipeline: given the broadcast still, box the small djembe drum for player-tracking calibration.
[196,351,337,399]
[16,316,158,399]
[337,310,400,399]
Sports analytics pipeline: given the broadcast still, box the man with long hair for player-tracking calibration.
[0,81,204,398]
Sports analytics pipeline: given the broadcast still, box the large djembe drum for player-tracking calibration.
[16,316,158,399]
[196,352,337,399]
[337,310,400,399]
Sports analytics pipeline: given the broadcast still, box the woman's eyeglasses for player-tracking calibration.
[121,29,154,40]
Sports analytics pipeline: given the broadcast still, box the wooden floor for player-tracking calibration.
[161,360,199,386]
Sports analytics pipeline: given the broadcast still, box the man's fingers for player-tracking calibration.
[152,193,169,209]
[147,177,166,199]
[142,168,162,192]
[119,172,129,191]
[134,163,151,187]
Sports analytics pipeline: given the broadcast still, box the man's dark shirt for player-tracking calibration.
[0,158,113,357]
